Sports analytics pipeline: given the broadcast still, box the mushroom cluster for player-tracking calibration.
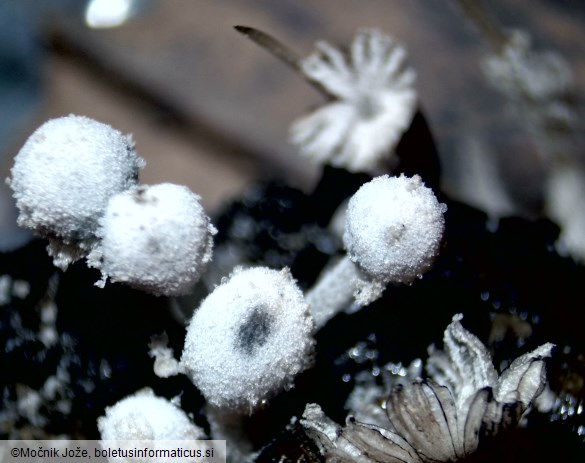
[8,115,216,296]
[90,183,215,296]
[4,20,565,463]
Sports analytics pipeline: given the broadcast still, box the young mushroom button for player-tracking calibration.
[180,266,315,412]
[344,174,446,284]
[8,114,144,269]
[90,183,216,296]
[307,174,446,328]
[97,388,206,440]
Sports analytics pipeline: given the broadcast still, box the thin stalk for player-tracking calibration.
[234,25,336,100]
[305,256,362,329]
[454,0,508,52]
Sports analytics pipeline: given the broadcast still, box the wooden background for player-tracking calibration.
[2,0,584,216]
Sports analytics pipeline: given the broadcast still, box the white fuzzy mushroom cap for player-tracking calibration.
[92,183,216,296]
[180,267,315,412]
[97,388,205,440]
[8,115,144,244]
[344,174,446,284]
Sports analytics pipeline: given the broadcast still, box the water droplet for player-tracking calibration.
[563,345,572,354]
[100,359,112,379]
[342,373,351,383]
[481,291,490,301]
[486,218,499,232]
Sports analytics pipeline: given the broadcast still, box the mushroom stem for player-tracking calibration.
[306,256,368,329]
[206,405,253,463]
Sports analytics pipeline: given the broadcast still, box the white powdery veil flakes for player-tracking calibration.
[290,28,417,174]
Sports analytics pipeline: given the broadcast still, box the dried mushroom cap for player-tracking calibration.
[92,183,216,296]
[97,388,205,440]
[344,174,446,284]
[181,267,315,412]
[302,315,554,463]
[427,314,555,413]
[290,28,417,173]
[9,115,143,247]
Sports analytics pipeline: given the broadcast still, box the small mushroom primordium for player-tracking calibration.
[344,174,446,287]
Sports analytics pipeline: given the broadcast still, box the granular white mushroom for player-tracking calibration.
[97,388,205,440]
[91,183,216,296]
[307,174,446,328]
[8,115,144,269]
[345,174,446,284]
[180,266,315,412]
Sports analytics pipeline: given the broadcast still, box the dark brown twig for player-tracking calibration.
[234,25,336,100]
[234,25,303,73]
[454,0,508,52]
